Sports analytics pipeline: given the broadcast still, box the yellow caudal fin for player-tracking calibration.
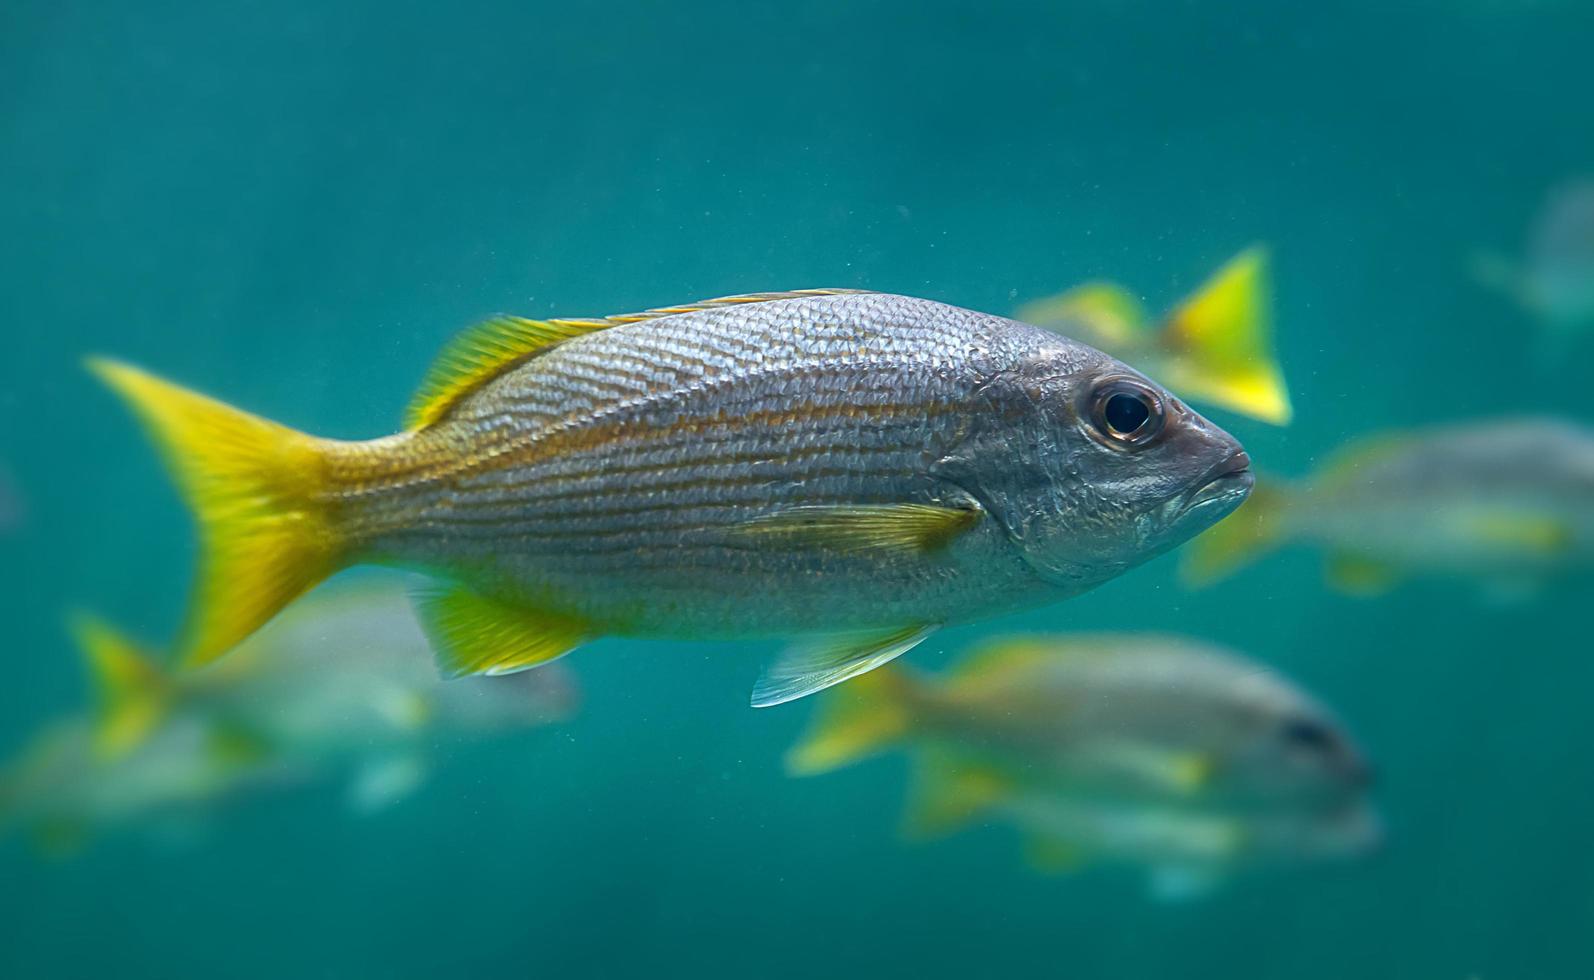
[1159,246,1293,425]
[1180,481,1289,587]
[785,666,920,776]
[88,359,346,667]
[65,613,173,758]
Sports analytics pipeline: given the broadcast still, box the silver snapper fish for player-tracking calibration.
[789,634,1378,897]
[90,289,1253,707]
[0,583,576,851]
[1185,417,1594,594]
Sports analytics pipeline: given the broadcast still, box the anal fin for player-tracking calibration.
[412,585,590,678]
[751,625,935,708]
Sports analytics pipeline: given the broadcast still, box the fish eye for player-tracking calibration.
[1089,380,1165,447]
[1281,718,1334,752]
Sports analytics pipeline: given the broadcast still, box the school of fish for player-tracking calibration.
[11,205,1591,895]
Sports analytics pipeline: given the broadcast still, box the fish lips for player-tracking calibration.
[1173,451,1255,526]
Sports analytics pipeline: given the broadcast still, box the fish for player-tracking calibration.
[1183,417,1594,595]
[788,634,1378,896]
[1016,247,1292,425]
[89,289,1253,706]
[1475,179,1594,337]
[0,582,576,852]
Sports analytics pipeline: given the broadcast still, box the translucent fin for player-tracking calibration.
[411,584,590,678]
[405,289,866,430]
[734,503,981,557]
[1180,481,1288,587]
[1159,246,1293,425]
[65,613,171,759]
[88,359,345,666]
[902,749,1011,840]
[1016,282,1150,350]
[1097,744,1216,795]
[785,667,918,775]
[1324,553,1403,596]
[751,625,935,708]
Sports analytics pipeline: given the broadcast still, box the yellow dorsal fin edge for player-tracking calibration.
[404,288,865,431]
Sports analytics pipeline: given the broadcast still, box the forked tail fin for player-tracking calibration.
[785,666,921,776]
[88,359,349,667]
[1159,246,1293,425]
[65,613,173,757]
[1180,481,1289,586]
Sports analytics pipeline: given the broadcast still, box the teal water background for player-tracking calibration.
[3,2,1594,977]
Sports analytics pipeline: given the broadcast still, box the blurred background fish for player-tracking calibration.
[789,634,1377,898]
[1475,179,1594,338]
[0,581,577,853]
[1015,248,1292,425]
[1184,418,1594,596]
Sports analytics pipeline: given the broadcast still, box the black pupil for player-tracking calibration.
[1104,392,1151,434]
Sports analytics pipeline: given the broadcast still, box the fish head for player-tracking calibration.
[1214,668,1374,809]
[941,333,1252,590]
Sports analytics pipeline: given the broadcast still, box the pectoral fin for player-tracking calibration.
[1164,752,1216,795]
[751,625,935,708]
[412,585,590,678]
[734,503,981,557]
[1459,511,1574,555]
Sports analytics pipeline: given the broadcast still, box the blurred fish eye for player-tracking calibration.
[1280,717,1334,752]
[1089,379,1165,447]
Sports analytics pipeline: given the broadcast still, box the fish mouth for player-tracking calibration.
[1177,451,1255,519]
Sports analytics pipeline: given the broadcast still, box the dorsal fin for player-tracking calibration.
[404,288,865,430]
